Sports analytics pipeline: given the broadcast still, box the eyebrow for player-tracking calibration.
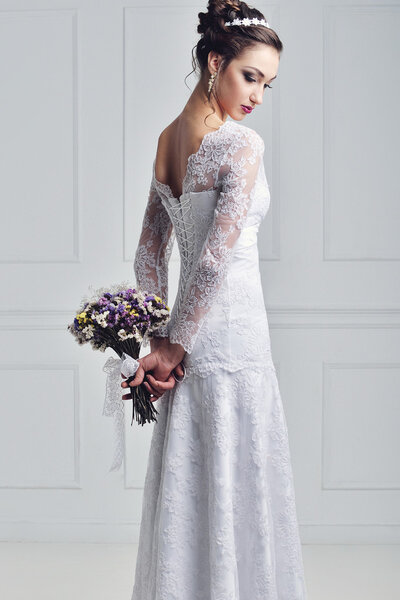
[243,66,277,82]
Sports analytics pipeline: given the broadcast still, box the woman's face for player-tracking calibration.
[210,43,280,120]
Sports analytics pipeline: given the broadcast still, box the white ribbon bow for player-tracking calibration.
[102,352,140,472]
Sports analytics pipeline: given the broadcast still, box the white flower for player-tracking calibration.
[82,324,94,340]
[242,18,252,26]
[94,311,109,328]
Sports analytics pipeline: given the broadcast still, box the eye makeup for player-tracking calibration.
[244,72,273,89]
[243,65,277,85]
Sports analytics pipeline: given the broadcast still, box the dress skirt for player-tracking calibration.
[130,363,308,600]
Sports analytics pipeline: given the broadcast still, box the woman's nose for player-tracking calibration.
[250,88,263,106]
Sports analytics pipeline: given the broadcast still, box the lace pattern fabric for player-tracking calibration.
[131,367,308,600]
[167,127,263,354]
[130,120,308,598]
[133,176,175,342]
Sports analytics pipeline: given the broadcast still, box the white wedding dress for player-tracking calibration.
[131,120,308,599]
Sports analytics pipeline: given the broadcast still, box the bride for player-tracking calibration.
[121,0,308,597]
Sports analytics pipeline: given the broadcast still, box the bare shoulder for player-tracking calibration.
[156,119,178,153]
[154,119,179,181]
[160,118,179,138]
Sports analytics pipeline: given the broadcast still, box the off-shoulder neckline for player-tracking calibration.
[152,119,234,201]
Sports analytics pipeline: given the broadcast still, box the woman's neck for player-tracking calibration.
[180,79,227,127]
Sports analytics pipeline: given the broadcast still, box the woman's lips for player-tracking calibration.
[241,105,253,114]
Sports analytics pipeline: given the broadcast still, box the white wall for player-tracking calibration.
[1,0,399,544]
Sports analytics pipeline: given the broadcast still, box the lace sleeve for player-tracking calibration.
[168,128,264,354]
[134,175,175,342]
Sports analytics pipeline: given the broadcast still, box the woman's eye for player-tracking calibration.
[245,74,272,89]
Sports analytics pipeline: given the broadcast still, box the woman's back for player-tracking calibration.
[143,119,273,374]
[154,116,226,199]
[154,115,225,199]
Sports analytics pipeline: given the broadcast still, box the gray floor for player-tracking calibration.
[0,543,399,599]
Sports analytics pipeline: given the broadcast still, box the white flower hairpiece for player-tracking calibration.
[225,17,271,28]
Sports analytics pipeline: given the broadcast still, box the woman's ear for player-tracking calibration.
[207,51,221,73]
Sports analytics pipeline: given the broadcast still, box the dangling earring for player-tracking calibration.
[208,70,217,94]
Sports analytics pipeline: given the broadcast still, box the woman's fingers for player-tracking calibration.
[173,363,185,378]
[121,373,161,401]
[146,372,176,394]
[122,370,178,402]
[144,373,176,402]
[121,353,160,389]
[143,380,163,402]
[121,361,146,388]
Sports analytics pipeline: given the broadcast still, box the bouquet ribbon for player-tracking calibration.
[102,352,140,472]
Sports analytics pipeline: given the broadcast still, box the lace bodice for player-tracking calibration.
[134,120,271,367]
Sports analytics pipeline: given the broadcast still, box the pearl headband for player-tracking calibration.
[224,17,271,28]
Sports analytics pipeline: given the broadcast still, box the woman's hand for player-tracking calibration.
[121,338,186,402]
[145,337,186,399]
[121,368,176,402]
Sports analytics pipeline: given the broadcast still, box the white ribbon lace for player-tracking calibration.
[102,352,140,472]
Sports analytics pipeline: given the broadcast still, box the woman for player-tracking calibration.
[122,0,308,597]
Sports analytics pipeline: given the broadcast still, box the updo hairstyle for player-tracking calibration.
[189,0,283,85]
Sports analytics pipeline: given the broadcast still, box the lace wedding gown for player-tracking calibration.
[131,120,308,599]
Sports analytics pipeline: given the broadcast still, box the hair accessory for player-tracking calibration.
[225,17,270,28]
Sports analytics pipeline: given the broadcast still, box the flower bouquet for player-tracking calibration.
[67,280,170,470]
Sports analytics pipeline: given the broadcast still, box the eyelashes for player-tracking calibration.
[244,74,273,89]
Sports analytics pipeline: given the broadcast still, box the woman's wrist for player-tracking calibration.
[150,335,169,353]
[160,340,186,369]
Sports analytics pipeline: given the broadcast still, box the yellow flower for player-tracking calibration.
[77,311,88,324]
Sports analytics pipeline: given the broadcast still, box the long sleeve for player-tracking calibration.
[168,128,264,354]
[134,176,175,340]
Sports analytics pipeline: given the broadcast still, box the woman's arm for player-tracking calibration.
[133,176,175,342]
[167,127,265,354]
[125,172,183,396]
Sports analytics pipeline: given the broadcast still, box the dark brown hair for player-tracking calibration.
[184,0,283,126]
